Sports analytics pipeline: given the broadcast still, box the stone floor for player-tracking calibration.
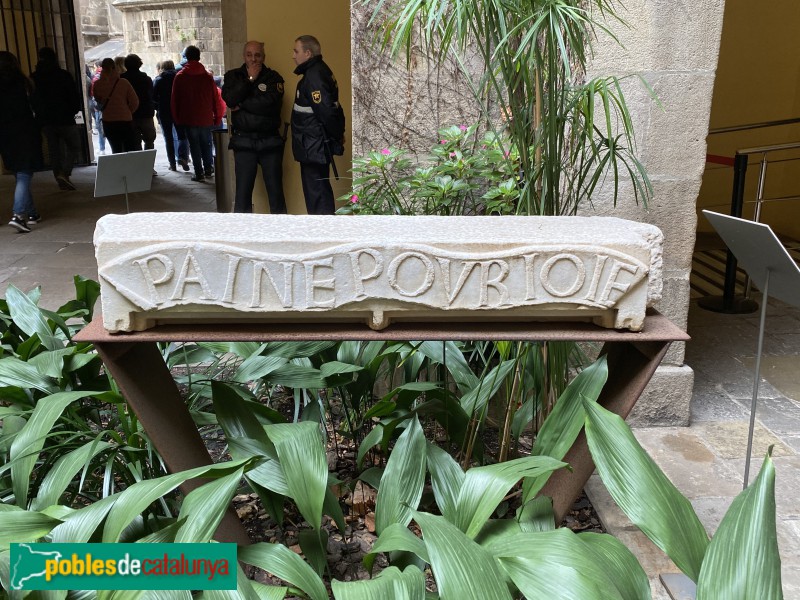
[0,135,798,598]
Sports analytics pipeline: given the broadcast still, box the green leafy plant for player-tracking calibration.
[338,124,520,216]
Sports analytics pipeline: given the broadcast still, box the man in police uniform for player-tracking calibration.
[222,40,287,213]
[291,35,345,215]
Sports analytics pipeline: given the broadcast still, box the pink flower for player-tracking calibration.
[440,140,448,144]
[381,148,390,155]
[350,194,359,203]
[459,125,468,131]
[449,152,457,158]
[504,151,511,158]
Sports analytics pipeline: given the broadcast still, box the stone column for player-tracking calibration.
[587,0,727,425]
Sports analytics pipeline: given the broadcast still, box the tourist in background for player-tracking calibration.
[92,57,139,154]
[171,45,218,182]
[31,46,82,191]
[223,40,286,213]
[90,60,106,155]
[0,51,42,233]
[121,54,156,152]
[153,59,189,171]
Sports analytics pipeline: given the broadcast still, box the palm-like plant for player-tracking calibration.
[365,0,653,216]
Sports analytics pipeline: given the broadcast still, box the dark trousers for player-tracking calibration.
[300,161,335,215]
[186,125,213,176]
[234,149,287,214]
[103,121,138,154]
[132,116,157,150]
[43,124,81,178]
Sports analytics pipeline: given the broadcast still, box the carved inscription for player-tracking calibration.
[99,243,648,318]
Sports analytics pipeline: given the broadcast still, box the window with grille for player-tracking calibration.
[147,20,162,43]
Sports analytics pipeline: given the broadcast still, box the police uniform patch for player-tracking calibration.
[277,82,284,93]
[312,90,321,104]
[258,83,267,92]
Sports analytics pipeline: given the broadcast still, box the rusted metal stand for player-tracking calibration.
[75,311,688,543]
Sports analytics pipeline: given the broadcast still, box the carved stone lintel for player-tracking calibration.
[94,214,664,332]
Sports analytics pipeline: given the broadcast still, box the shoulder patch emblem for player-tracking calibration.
[258,83,267,92]
[276,82,284,93]
[312,90,321,104]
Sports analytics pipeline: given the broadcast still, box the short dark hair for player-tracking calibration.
[161,59,174,70]
[124,53,142,71]
[184,45,201,61]
[296,35,321,57]
[37,46,57,63]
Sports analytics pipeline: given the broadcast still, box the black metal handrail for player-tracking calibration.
[709,117,800,135]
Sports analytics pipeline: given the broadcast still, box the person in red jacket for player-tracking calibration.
[171,45,218,182]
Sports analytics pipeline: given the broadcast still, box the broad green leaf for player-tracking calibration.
[524,356,608,501]
[102,460,250,543]
[250,582,288,600]
[460,360,516,418]
[31,439,113,510]
[299,529,328,576]
[0,507,63,543]
[232,355,288,383]
[0,355,58,393]
[417,341,478,392]
[212,381,276,457]
[50,493,119,543]
[413,511,512,600]
[332,565,426,599]
[517,496,556,532]
[267,422,327,529]
[246,459,290,496]
[696,450,783,599]
[356,423,384,468]
[369,523,430,563]
[6,284,64,351]
[198,563,260,600]
[267,364,326,389]
[426,443,464,523]
[11,391,100,508]
[320,361,364,378]
[29,348,76,379]
[375,417,426,535]
[490,530,627,599]
[239,543,327,600]
[175,467,244,543]
[262,340,336,359]
[584,399,709,581]
[579,532,651,600]
[455,456,567,538]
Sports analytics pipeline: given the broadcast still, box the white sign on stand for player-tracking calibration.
[703,210,800,488]
[94,149,156,213]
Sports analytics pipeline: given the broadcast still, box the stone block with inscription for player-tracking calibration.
[94,214,663,333]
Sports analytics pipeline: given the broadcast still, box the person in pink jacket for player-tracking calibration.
[92,58,139,154]
[171,46,218,181]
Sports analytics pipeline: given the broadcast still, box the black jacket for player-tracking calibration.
[222,64,284,138]
[291,55,345,164]
[0,74,42,172]
[152,68,177,121]
[30,61,81,127]
[121,68,155,118]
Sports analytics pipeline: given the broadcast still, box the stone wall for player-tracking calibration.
[586,0,726,426]
[349,1,728,426]
[112,0,223,77]
[78,0,112,48]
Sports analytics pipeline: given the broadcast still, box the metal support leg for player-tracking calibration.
[744,269,770,489]
[94,341,250,545]
[539,339,672,522]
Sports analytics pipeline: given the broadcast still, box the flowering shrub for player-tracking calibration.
[337,124,521,216]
